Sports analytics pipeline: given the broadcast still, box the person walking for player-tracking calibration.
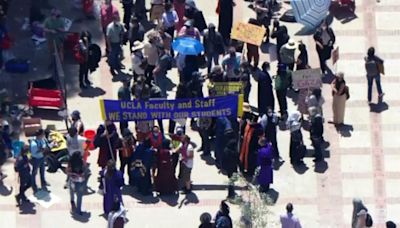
[101,160,124,215]
[364,47,384,103]
[70,110,85,136]
[203,23,225,74]
[313,20,335,74]
[331,72,348,125]
[162,2,178,55]
[256,137,273,193]
[106,14,125,76]
[67,152,86,215]
[131,41,146,81]
[130,138,154,195]
[280,203,302,228]
[255,62,274,115]
[247,18,261,69]
[279,39,296,71]
[271,20,289,62]
[30,129,50,193]
[352,198,369,228]
[121,0,133,30]
[14,147,32,206]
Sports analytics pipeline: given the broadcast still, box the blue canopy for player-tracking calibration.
[172,37,204,55]
[291,0,331,28]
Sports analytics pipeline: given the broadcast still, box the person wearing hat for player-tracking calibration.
[30,129,50,192]
[128,17,145,53]
[178,19,201,40]
[203,23,225,74]
[43,8,66,63]
[313,20,336,74]
[70,110,85,136]
[131,41,146,81]
[279,38,297,71]
[331,72,347,125]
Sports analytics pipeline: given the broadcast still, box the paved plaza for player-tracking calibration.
[1,0,400,227]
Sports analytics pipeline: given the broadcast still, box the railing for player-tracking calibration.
[53,40,69,129]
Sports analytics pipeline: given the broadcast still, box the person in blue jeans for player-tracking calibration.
[30,129,49,193]
[106,14,125,76]
[68,152,86,215]
[365,47,384,103]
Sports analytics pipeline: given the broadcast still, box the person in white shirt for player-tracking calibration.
[66,127,88,157]
[178,135,194,194]
[280,203,302,228]
[131,41,146,80]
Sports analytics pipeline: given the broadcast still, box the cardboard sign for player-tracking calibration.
[332,46,339,65]
[231,22,266,46]
[292,68,322,89]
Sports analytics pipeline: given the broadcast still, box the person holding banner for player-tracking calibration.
[94,121,120,170]
[246,18,261,69]
[130,137,154,195]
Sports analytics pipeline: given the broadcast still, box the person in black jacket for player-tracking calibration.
[203,23,225,74]
[309,109,324,163]
[222,130,239,199]
[14,147,32,206]
[255,62,274,115]
[313,20,336,74]
[271,20,289,62]
[184,1,207,33]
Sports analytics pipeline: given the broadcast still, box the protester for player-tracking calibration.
[153,47,173,98]
[154,139,178,195]
[313,20,336,74]
[150,0,164,25]
[197,117,212,156]
[170,126,185,176]
[43,8,66,62]
[239,108,263,177]
[271,20,289,62]
[259,107,281,161]
[309,107,324,163]
[365,47,384,103]
[14,146,31,206]
[306,88,324,117]
[162,2,178,55]
[279,39,296,71]
[255,62,274,115]
[287,111,304,166]
[178,20,201,40]
[128,17,145,52]
[275,64,291,119]
[199,212,214,228]
[280,203,302,228]
[144,31,161,85]
[69,110,85,135]
[240,62,252,102]
[134,0,147,21]
[107,198,127,228]
[184,0,207,33]
[222,47,241,81]
[215,200,233,228]
[30,129,50,193]
[106,14,125,76]
[118,128,135,181]
[178,135,194,194]
[203,23,225,74]
[296,42,309,70]
[131,41,146,81]
[121,0,133,29]
[100,160,124,215]
[94,121,119,169]
[256,137,273,193]
[67,152,86,215]
[253,0,271,44]
[218,0,235,45]
[215,116,232,169]
[246,18,261,69]
[118,79,131,132]
[130,138,154,195]
[221,129,239,198]
[77,31,92,89]
[149,126,163,151]
[100,0,119,54]
[331,72,347,125]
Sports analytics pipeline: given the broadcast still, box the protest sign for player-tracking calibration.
[213,82,243,96]
[231,22,266,46]
[292,68,322,90]
[100,96,239,122]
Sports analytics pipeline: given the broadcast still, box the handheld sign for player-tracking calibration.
[231,22,266,46]
[291,68,322,90]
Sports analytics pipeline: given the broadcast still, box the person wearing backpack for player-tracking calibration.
[30,129,50,193]
[68,152,86,215]
[14,146,32,206]
[365,47,384,103]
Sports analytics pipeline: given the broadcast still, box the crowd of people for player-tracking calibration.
[0,0,393,227]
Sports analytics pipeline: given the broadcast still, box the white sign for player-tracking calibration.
[292,68,322,89]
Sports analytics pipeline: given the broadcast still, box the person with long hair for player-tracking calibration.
[101,160,124,215]
[67,152,86,215]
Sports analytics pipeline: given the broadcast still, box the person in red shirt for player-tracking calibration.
[100,0,119,54]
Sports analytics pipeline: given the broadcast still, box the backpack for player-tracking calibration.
[365,58,379,77]
[365,213,373,227]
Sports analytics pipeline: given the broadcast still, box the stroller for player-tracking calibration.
[334,0,356,12]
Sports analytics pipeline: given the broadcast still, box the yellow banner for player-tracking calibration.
[213,82,243,96]
[231,22,266,46]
